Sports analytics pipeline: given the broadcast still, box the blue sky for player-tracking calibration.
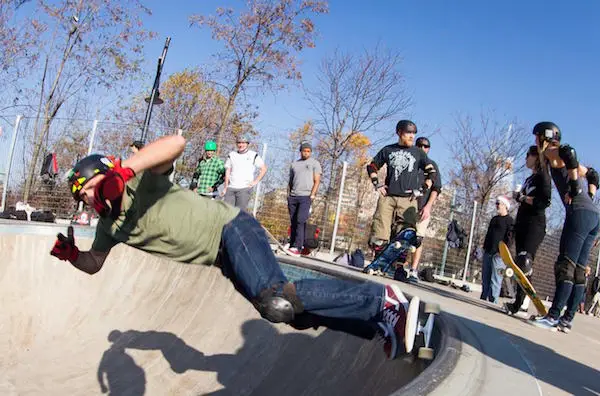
[138,0,600,171]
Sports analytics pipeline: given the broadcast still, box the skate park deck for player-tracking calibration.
[2,220,600,395]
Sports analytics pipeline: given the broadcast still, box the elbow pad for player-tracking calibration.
[423,163,436,181]
[366,162,379,175]
[558,145,579,170]
[586,167,599,188]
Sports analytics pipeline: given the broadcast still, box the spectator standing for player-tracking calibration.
[222,135,267,211]
[287,141,322,256]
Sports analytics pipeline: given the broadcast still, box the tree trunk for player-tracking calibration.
[23,117,52,203]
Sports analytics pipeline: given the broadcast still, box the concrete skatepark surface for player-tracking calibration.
[0,222,428,396]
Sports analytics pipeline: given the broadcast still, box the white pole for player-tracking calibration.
[329,161,348,256]
[169,129,183,183]
[596,249,600,276]
[77,120,101,213]
[462,200,478,282]
[87,120,98,155]
[1,115,23,213]
[252,142,268,217]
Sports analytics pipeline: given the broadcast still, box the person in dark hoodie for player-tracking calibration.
[504,145,552,315]
[530,122,599,332]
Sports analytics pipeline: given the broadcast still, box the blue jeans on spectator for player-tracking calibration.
[288,195,312,249]
[480,252,506,304]
[548,207,600,321]
[220,210,385,321]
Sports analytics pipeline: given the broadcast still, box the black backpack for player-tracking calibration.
[592,276,600,294]
[350,249,365,268]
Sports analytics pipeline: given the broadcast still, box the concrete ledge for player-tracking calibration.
[278,255,463,396]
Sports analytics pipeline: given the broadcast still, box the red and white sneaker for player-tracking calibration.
[286,247,301,257]
[378,284,420,359]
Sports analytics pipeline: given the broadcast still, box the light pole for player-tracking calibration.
[140,37,171,144]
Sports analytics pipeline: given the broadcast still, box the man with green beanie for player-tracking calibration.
[190,140,225,197]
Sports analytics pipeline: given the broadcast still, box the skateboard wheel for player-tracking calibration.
[424,303,441,315]
[505,268,514,278]
[408,246,416,253]
[367,269,376,275]
[418,347,434,360]
[393,241,402,249]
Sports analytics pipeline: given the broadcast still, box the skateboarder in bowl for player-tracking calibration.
[49,134,430,360]
[530,122,599,332]
[503,145,552,315]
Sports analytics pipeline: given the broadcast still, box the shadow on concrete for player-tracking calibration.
[446,312,600,395]
[411,282,506,314]
[100,318,420,396]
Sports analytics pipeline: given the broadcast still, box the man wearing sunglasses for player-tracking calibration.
[366,120,437,256]
[406,137,442,283]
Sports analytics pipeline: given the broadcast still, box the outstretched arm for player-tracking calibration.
[50,226,112,275]
[121,135,186,176]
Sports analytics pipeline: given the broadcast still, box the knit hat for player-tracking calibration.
[300,141,312,151]
[496,195,511,211]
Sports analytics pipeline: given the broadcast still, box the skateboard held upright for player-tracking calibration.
[498,241,548,317]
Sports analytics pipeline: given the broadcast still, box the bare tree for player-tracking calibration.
[189,0,328,151]
[307,45,411,237]
[21,0,154,202]
[447,111,529,208]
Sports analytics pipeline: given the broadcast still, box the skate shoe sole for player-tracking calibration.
[404,295,420,354]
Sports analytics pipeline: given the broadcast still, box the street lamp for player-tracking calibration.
[140,37,171,144]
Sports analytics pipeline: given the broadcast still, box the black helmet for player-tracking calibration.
[66,154,115,200]
[533,122,561,142]
[416,137,431,148]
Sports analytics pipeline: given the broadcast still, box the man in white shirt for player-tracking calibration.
[222,134,267,211]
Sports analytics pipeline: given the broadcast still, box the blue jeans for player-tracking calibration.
[480,252,506,304]
[287,195,312,249]
[220,211,386,321]
[549,207,600,320]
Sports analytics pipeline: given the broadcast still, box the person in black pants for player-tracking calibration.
[504,145,551,315]
[530,122,599,332]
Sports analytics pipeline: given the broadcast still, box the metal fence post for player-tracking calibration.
[439,190,457,276]
[1,115,23,213]
[87,120,98,155]
[596,249,600,276]
[462,200,478,282]
[253,142,268,217]
[329,161,348,257]
[169,129,183,183]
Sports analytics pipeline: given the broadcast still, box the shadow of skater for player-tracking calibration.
[108,317,411,396]
[98,330,146,395]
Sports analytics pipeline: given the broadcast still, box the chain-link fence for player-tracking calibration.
[3,114,567,287]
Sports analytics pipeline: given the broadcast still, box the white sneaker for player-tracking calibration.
[286,247,301,257]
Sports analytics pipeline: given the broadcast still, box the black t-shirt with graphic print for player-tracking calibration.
[369,144,432,197]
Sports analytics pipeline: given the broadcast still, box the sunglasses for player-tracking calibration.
[417,144,430,148]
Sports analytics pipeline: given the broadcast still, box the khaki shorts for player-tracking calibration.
[415,214,431,237]
[371,195,418,242]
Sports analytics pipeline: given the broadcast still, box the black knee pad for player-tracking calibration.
[574,266,587,285]
[554,256,575,284]
[253,284,304,324]
[516,251,533,276]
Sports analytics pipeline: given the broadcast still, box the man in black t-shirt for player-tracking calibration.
[366,120,436,251]
[480,195,514,304]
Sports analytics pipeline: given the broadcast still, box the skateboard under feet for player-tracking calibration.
[404,298,440,361]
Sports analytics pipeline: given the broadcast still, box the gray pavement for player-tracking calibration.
[308,258,600,396]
